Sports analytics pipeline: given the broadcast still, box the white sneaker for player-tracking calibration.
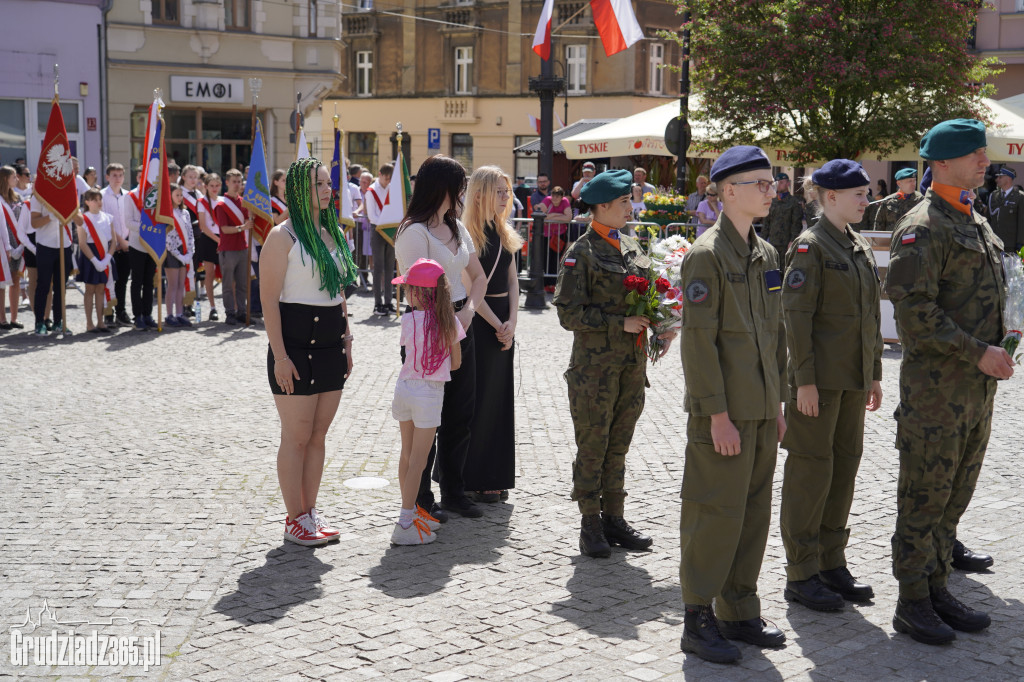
[391,518,435,545]
[415,505,441,531]
[284,512,330,546]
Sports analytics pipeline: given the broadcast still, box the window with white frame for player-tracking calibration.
[566,44,587,94]
[649,44,664,94]
[1017,0,1024,12]
[356,51,373,96]
[357,0,373,8]
[454,46,474,95]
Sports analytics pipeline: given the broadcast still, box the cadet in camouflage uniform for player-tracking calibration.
[873,168,925,232]
[885,119,1014,646]
[761,172,804,257]
[678,146,787,664]
[779,161,884,613]
[987,166,1024,252]
[554,169,676,559]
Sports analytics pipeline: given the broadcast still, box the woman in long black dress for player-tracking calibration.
[461,166,523,502]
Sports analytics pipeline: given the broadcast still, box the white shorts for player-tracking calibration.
[391,378,445,428]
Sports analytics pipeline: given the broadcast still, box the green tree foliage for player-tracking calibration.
[664,0,1002,161]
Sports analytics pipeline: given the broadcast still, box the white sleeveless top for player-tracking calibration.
[279,230,346,306]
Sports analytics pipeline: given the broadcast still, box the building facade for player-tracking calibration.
[0,0,105,173]
[106,0,344,177]
[975,0,1024,98]
[324,0,681,185]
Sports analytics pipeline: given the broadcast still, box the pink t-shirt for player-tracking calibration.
[398,311,466,381]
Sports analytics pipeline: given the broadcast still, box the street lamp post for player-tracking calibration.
[675,6,692,195]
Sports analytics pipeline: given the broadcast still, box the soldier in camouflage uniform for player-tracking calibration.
[780,160,883,613]
[987,166,1024,253]
[873,168,924,232]
[554,169,676,559]
[761,172,804,257]
[678,146,788,664]
[885,119,1014,646]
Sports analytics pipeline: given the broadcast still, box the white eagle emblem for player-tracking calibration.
[42,144,74,180]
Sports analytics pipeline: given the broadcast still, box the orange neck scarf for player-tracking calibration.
[931,182,973,216]
[591,220,621,249]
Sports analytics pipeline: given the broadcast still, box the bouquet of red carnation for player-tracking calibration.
[624,274,679,363]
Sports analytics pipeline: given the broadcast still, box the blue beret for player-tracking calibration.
[811,159,870,190]
[775,172,789,181]
[997,167,1017,179]
[894,168,917,181]
[580,169,633,205]
[710,146,771,183]
[920,166,932,193]
[919,119,987,161]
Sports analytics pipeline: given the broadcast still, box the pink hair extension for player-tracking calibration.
[410,288,450,375]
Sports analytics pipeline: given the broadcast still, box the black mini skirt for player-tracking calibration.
[267,302,347,396]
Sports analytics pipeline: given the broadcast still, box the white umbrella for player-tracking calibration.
[989,95,1024,162]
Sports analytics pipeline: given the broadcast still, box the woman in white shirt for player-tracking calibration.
[394,155,487,522]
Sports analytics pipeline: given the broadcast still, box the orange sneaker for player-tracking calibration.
[284,513,329,546]
[310,507,340,542]
[416,505,441,531]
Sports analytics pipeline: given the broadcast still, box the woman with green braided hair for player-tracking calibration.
[260,157,358,547]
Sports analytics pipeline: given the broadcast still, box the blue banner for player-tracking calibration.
[330,126,341,219]
[243,119,272,228]
[139,117,167,264]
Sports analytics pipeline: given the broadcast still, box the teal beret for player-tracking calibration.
[812,159,870,190]
[580,169,633,205]
[919,119,987,161]
[894,168,917,181]
[710,145,771,182]
[775,172,790,181]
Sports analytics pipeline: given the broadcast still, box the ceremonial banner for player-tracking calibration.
[374,145,411,247]
[296,128,310,161]
[137,96,174,264]
[33,96,79,237]
[332,124,355,233]
[243,119,273,245]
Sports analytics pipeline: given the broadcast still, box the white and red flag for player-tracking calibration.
[590,0,643,57]
[532,0,555,60]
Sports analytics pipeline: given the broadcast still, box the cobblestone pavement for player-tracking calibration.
[2,285,1023,681]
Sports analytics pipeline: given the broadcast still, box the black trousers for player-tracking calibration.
[34,245,72,325]
[249,244,262,314]
[371,228,395,309]
[112,250,130,315]
[416,320,477,508]
[129,247,156,318]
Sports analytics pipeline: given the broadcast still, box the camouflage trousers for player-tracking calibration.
[679,416,778,621]
[780,389,867,581]
[566,362,646,516]
[892,382,996,599]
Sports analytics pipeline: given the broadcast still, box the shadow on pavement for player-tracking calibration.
[681,646,786,680]
[212,546,333,625]
[549,554,683,641]
[365,504,513,598]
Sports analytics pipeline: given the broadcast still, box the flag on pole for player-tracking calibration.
[33,96,79,239]
[136,95,174,264]
[532,0,554,60]
[375,143,411,247]
[557,113,565,129]
[528,114,541,135]
[296,127,310,160]
[332,123,356,234]
[590,0,644,56]
[243,119,273,245]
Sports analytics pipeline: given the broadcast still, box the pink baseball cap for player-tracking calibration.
[392,258,444,287]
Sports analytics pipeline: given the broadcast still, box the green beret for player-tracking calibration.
[919,119,987,161]
[580,169,633,205]
[894,168,917,181]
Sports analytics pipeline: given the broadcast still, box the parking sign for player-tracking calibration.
[428,128,441,150]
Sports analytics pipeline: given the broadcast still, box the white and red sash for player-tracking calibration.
[368,187,385,212]
[0,201,13,287]
[216,195,246,226]
[173,211,190,256]
[83,213,116,305]
[82,214,107,260]
[271,196,287,215]
[182,189,199,215]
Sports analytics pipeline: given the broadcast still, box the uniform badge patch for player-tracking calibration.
[797,244,809,253]
[786,268,806,289]
[901,233,916,244]
[564,257,576,267]
[764,269,782,292]
[685,279,709,304]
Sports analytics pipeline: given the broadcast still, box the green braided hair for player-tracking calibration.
[285,157,356,299]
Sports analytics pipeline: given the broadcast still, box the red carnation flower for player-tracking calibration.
[655,277,671,294]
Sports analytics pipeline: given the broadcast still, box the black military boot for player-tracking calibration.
[719,617,786,648]
[930,587,991,632]
[680,604,741,663]
[951,539,993,572]
[601,514,653,551]
[819,566,874,602]
[579,514,611,558]
[893,597,956,645]
[784,575,844,611]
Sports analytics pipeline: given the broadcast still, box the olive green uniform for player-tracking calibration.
[850,200,881,233]
[987,185,1024,252]
[884,190,1006,600]
[679,214,786,621]
[873,191,924,233]
[762,192,804,256]
[779,216,883,581]
[555,229,651,516]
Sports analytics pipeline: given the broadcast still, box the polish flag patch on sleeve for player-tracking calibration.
[564,257,576,267]
[797,244,809,253]
[901,233,916,244]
